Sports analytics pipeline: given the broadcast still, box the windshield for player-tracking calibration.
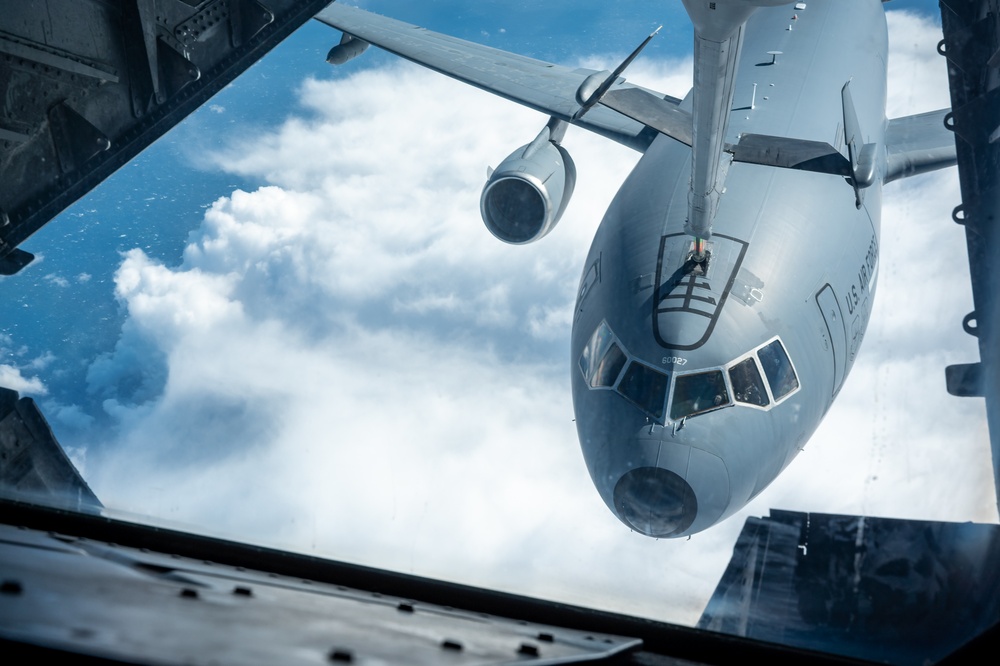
[670,370,731,420]
[0,1,994,663]
[729,356,769,407]
[757,339,799,401]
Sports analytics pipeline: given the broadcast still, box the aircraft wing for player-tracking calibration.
[314,3,673,152]
[884,109,957,183]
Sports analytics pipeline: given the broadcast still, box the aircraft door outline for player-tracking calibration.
[816,283,848,396]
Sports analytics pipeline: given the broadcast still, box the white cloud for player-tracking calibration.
[885,10,952,116]
[70,7,989,630]
[0,365,47,395]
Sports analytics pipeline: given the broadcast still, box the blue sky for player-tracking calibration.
[0,0,991,628]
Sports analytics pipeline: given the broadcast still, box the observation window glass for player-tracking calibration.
[670,370,731,420]
[4,5,993,665]
[618,361,669,420]
[757,339,799,400]
[729,357,770,407]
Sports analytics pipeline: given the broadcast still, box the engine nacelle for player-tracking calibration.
[480,140,576,244]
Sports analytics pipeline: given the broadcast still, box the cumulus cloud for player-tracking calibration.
[886,10,952,116]
[0,364,47,395]
[71,7,989,629]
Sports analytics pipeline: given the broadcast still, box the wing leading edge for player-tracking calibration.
[314,3,679,152]
[315,4,956,183]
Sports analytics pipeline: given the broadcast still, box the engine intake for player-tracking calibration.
[480,136,576,244]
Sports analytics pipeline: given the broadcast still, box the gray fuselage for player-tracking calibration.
[571,0,887,537]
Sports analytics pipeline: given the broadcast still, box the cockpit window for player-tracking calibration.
[618,361,669,421]
[729,357,770,407]
[670,370,731,420]
[579,321,614,383]
[757,339,799,400]
[590,343,627,388]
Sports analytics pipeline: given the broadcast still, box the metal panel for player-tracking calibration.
[939,0,1000,518]
[0,525,640,666]
[0,0,335,275]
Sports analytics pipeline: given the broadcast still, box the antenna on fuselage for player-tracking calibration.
[572,25,662,121]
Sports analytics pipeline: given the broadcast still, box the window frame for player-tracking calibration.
[582,324,800,424]
[579,321,671,422]
[755,337,801,403]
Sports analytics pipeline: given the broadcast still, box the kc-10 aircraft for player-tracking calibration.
[317,1,957,537]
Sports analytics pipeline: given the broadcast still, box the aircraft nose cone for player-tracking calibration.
[613,466,698,537]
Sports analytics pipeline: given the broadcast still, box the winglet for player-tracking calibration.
[573,26,662,120]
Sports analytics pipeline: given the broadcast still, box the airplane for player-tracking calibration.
[315,0,958,538]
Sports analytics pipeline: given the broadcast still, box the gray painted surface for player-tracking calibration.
[0,388,100,510]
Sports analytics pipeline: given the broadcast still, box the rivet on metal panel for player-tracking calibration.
[536,632,554,642]
[517,643,540,657]
[441,639,463,651]
[232,586,253,597]
[328,647,353,662]
[0,580,23,595]
[179,587,199,599]
[397,602,414,613]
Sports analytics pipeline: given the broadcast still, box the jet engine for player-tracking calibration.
[480,126,576,244]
